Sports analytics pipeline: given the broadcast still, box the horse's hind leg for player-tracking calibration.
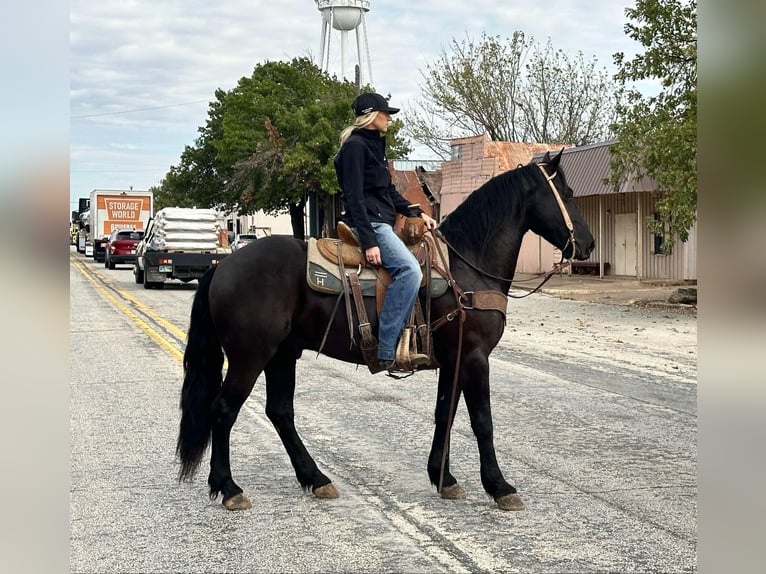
[264,345,338,499]
[208,360,260,510]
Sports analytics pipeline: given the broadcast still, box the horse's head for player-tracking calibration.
[527,150,595,261]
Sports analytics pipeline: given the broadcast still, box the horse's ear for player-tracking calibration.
[549,148,564,170]
[541,151,551,164]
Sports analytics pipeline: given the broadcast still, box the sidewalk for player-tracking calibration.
[511,272,697,308]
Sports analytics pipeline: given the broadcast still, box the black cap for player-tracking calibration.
[351,92,400,116]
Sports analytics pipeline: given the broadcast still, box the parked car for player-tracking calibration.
[233,233,258,251]
[105,229,144,269]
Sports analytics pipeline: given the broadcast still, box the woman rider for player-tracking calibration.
[334,92,437,372]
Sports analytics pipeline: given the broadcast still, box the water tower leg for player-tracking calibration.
[361,15,372,86]
[341,30,348,81]
[325,23,333,71]
[319,19,328,71]
[355,27,364,85]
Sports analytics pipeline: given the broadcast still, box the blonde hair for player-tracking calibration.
[339,111,379,147]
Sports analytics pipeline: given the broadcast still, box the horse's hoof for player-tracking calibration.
[439,483,467,499]
[222,493,252,511]
[313,483,339,499]
[495,493,525,511]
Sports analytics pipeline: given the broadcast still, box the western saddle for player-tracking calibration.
[309,217,444,375]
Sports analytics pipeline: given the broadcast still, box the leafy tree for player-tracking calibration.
[158,58,410,239]
[609,0,697,249]
[404,32,615,158]
[153,135,229,211]
[155,92,235,211]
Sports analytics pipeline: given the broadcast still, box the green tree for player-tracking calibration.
[404,32,615,158]
[609,0,697,249]
[155,92,235,211]
[158,58,410,239]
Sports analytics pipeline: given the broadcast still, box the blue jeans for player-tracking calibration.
[364,223,423,361]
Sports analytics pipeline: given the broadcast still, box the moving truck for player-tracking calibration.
[86,189,154,262]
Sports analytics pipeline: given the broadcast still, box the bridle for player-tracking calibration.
[538,162,577,262]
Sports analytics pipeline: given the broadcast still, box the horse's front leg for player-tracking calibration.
[427,364,467,500]
[264,346,338,500]
[460,350,525,511]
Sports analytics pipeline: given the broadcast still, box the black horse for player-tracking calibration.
[177,150,595,511]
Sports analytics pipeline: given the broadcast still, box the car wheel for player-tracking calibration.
[107,258,115,270]
[134,265,144,284]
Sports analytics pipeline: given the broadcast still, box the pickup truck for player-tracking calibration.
[132,207,229,289]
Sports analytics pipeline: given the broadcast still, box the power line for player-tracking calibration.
[71,168,166,173]
[71,99,210,119]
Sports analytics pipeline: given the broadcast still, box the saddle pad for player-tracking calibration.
[306,238,449,297]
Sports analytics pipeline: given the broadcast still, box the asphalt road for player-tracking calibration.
[70,248,697,573]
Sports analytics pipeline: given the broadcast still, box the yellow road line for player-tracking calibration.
[71,256,184,363]
[72,255,188,340]
[118,289,188,340]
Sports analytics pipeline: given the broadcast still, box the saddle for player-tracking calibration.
[306,220,450,375]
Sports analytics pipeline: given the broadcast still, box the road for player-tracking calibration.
[70,248,697,573]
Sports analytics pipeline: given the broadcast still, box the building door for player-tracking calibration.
[614,213,637,276]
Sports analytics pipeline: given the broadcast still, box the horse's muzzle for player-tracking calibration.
[571,237,595,261]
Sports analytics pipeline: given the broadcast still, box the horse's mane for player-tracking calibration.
[438,162,540,261]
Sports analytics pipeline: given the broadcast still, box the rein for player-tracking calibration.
[433,229,569,300]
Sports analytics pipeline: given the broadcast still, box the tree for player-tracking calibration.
[158,58,410,238]
[156,92,237,212]
[404,32,615,158]
[517,40,616,146]
[609,0,697,249]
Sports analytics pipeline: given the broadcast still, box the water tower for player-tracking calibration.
[316,0,373,85]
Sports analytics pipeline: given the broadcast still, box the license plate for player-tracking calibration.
[159,265,172,272]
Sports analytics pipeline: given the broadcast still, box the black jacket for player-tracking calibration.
[334,128,421,250]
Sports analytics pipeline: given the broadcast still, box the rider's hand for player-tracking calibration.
[420,213,437,230]
[365,246,382,266]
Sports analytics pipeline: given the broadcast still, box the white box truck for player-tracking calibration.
[85,189,154,262]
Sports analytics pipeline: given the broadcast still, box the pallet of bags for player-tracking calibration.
[147,207,221,251]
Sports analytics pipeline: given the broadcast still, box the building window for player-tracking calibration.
[653,212,672,255]
[451,144,462,161]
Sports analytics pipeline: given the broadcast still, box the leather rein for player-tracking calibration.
[430,162,578,494]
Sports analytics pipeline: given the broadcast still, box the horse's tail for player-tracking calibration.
[176,265,223,482]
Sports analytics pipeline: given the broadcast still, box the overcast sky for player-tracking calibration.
[70,0,647,213]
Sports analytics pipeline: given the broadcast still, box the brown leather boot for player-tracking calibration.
[394,328,431,371]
